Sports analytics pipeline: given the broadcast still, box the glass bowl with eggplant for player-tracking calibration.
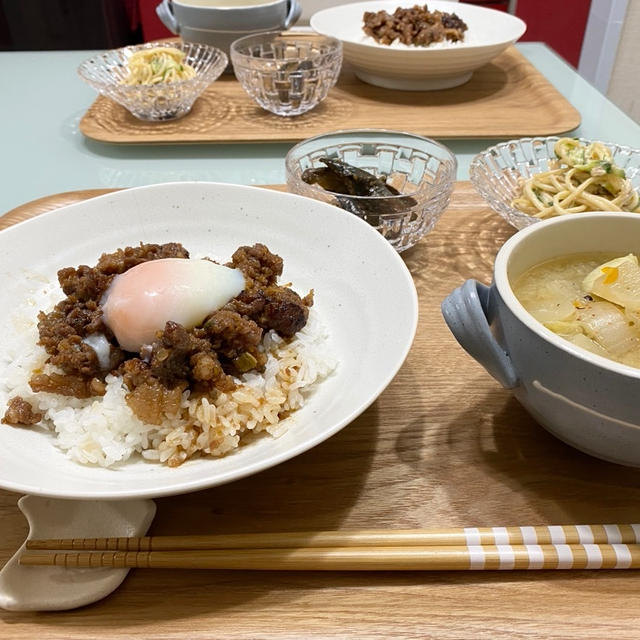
[285,129,457,252]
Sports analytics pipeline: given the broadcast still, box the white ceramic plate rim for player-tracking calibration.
[0,182,418,499]
[310,0,526,51]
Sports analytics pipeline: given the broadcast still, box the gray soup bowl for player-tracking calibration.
[156,0,301,63]
[441,213,640,467]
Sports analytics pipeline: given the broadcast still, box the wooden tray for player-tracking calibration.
[79,47,580,144]
[2,184,640,639]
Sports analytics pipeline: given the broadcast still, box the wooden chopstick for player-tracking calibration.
[25,524,640,552]
[19,543,640,571]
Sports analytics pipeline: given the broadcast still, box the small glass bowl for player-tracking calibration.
[285,129,457,252]
[469,136,640,230]
[230,31,342,117]
[78,41,228,121]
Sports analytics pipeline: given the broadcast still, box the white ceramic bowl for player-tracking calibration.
[442,213,640,467]
[0,182,417,499]
[310,0,526,90]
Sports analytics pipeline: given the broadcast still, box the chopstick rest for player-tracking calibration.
[0,496,156,612]
[20,543,640,571]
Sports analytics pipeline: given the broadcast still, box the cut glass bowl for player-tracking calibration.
[286,129,457,252]
[470,136,640,230]
[78,41,228,121]
[231,31,342,117]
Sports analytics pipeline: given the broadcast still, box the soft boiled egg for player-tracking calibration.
[101,258,245,352]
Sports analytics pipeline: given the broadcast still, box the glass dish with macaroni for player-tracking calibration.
[469,136,640,229]
[78,41,228,121]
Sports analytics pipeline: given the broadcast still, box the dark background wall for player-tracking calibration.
[0,0,140,50]
[0,0,593,69]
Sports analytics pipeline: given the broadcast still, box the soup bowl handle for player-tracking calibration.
[284,0,302,29]
[156,0,180,35]
[441,279,519,389]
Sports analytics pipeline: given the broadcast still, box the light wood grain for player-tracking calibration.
[78,47,580,144]
[0,189,118,230]
[20,544,640,571]
[25,523,640,551]
[3,183,640,639]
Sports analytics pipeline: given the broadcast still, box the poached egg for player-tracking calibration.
[101,258,245,352]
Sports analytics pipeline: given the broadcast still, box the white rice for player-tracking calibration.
[359,34,469,49]
[0,276,337,468]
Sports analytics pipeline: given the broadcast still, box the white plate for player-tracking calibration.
[0,182,418,499]
[310,0,526,90]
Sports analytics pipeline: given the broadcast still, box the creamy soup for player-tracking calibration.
[512,252,640,368]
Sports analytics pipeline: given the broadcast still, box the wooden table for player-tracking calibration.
[2,183,640,639]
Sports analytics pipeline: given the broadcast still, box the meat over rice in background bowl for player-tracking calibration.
[309,0,526,90]
[0,182,418,499]
[362,4,468,47]
[1,241,335,469]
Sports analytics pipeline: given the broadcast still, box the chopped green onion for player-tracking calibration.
[234,352,258,372]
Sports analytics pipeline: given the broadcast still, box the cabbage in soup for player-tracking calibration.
[512,253,640,368]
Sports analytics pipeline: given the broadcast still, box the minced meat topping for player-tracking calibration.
[2,242,313,427]
[363,4,468,47]
[2,396,42,426]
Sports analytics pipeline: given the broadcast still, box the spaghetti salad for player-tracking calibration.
[122,47,197,86]
[511,138,640,219]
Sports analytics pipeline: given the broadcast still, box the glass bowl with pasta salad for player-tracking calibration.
[78,41,228,121]
[470,136,640,230]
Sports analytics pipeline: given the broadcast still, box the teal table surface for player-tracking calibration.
[1,42,639,215]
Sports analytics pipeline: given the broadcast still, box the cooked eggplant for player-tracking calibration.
[301,156,417,221]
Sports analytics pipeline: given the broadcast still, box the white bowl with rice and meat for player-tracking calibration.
[0,182,417,500]
[310,0,526,90]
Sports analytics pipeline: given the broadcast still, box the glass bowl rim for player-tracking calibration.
[286,128,458,202]
[230,30,343,62]
[470,135,640,166]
